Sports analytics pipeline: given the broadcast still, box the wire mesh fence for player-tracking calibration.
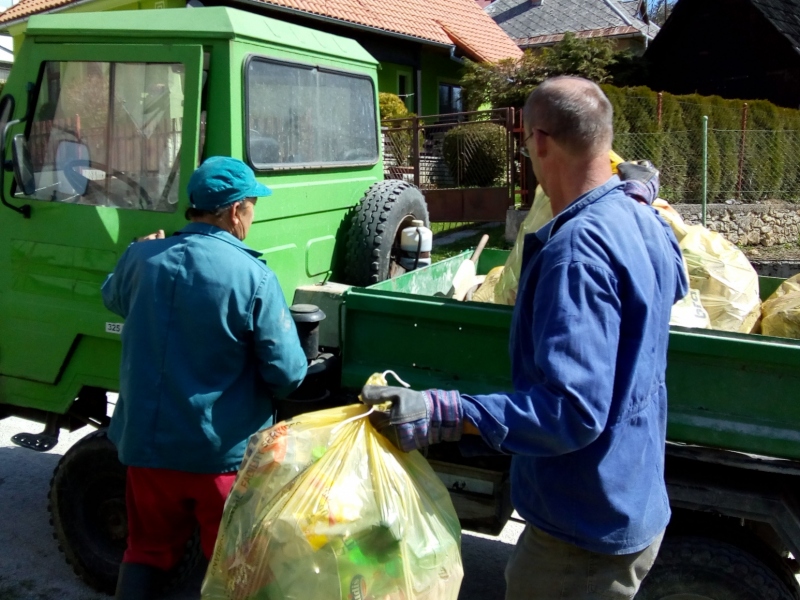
[611,95,800,203]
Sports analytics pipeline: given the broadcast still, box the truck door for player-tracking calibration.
[0,44,203,396]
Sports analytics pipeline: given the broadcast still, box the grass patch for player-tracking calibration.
[431,224,511,262]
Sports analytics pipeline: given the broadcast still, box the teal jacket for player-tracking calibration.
[102,223,308,473]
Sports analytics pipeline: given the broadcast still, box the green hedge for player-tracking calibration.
[600,85,800,203]
[442,123,507,187]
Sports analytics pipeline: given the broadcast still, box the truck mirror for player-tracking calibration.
[11,134,35,196]
[56,140,90,196]
[0,95,14,147]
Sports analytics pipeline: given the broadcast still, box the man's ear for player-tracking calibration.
[227,201,242,222]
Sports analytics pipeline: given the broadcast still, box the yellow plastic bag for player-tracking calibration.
[470,266,505,304]
[678,226,760,333]
[495,151,625,306]
[494,185,552,305]
[202,403,464,600]
[760,273,800,339]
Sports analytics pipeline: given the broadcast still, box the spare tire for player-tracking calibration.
[48,429,200,594]
[344,180,429,286]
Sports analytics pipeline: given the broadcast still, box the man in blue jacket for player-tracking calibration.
[102,156,308,600]
[362,77,688,599]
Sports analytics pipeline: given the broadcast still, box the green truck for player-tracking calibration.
[1,7,799,600]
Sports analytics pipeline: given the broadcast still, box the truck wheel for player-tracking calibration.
[48,429,200,594]
[344,180,429,286]
[637,536,798,600]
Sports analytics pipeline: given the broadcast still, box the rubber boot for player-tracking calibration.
[115,562,163,600]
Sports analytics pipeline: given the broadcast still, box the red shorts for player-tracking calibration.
[123,466,236,571]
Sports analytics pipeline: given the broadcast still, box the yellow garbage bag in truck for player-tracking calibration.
[202,403,463,600]
[491,151,624,306]
[653,200,758,332]
[760,273,800,339]
[673,223,760,333]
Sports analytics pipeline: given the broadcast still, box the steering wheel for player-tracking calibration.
[62,159,152,207]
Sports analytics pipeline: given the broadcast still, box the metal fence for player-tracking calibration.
[29,117,183,174]
[612,96,800,203]
[382,109,519,222]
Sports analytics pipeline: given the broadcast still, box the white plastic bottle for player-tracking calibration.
[399,219,432,271]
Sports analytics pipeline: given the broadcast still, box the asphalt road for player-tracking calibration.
[0,416,523,600]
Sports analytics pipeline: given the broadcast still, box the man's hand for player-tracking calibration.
[135,229,165,242]
[618,160,660,206]
[361,386,463,452]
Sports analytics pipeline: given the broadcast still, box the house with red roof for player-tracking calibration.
[0,0,522,116]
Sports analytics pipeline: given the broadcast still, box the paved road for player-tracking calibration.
[0,416,522,600]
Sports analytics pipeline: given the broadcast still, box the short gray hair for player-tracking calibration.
[522,76,613,156]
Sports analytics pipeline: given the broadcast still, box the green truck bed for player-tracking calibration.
[340,249,800,461]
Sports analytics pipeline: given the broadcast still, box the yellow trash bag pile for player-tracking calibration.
[483,151,625,306]
[653,202,760,333]
[760,273,800,339]
[201,403,464,600]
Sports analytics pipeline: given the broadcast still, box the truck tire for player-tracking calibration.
[637,536,798,600]
[344,180,429,286]
[48,429,200,594]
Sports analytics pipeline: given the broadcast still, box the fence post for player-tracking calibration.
[507,107,514,208]
[412,115,420,188]
[657,92,663,128]
[702,115,708,227]
[737,102,748,200]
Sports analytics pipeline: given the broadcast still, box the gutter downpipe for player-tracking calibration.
[449,45,464,65]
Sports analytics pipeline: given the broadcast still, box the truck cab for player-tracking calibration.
[0,7,397,427]
[0,8,428,593]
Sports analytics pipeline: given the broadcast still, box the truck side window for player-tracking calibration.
[246,58,378,169]
[19,61,185,212]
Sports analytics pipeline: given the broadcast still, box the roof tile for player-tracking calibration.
[0,0,523,62]
[486,0,657,43]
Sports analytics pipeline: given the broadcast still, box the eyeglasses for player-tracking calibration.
[520,128,548,159]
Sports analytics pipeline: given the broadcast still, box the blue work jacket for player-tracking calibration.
[462,177,688,554]
[102,222,308,474]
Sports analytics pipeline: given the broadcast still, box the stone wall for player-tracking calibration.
[672,203,800,247]
[505,202,800,247]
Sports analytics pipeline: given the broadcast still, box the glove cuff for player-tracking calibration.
[424,389,464,444]
[623,179,657,206]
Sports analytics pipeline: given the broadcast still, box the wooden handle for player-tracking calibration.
[470,234,490,264]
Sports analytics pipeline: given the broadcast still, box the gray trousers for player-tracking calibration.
[505,524,664,600]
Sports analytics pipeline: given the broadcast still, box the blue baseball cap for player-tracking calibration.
[187,156,272,210]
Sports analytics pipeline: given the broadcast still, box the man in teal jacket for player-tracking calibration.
[102,156,308,600]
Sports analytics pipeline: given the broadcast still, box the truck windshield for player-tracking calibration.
[246,58,378,169]
[20,61,185,211]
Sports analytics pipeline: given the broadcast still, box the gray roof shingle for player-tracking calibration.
[751,0,800,54]
[486,0,657,46]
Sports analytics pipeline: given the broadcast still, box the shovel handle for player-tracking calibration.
[470,234,490,264]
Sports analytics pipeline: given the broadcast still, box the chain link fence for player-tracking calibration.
[612,95,800,204]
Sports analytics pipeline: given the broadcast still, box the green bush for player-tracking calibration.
[705,96,742,201]
[442,122,507,187]
[744,100,784,201]
[780,107,800,201]
[618,86,661,164]
[379,92,416,167]
[600,84,631,156]
[379,92,409,121]
[656,93,688,201]
[677,94,721,203]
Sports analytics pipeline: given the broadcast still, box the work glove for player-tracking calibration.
[361,386,463,452]
[618,160,660,205]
